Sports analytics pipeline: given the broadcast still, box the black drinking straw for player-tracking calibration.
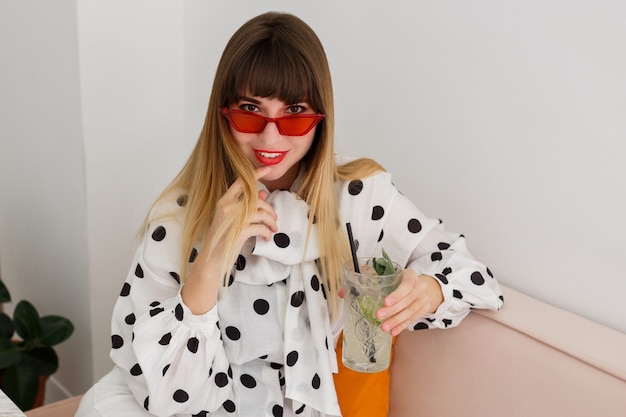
[346,222,360,273]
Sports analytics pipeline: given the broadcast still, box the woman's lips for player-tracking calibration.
[254,149,288,166]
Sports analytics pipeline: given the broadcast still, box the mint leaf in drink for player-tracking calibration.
[356,294,382,326]
[372,248,396,275]
[356,249,399,326]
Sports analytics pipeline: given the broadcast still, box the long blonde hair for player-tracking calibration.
[149,12,384,314]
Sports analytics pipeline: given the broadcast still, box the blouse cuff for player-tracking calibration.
[176,289,220,332]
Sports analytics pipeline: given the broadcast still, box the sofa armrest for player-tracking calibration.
[389,284,626,417]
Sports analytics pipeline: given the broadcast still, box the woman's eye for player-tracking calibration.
[239,103,259,112]
[287,105,307,114]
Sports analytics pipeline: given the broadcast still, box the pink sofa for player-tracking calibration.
[389,285,626,416]
[26,285,626,417]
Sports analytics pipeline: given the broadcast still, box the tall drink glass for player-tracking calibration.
[342,258,402,373]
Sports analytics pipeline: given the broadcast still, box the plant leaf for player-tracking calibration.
[0,280,11,303]
[0,312,15,339]
[13,300,40,342]
[0,338,21,368]
[2,362,39,411]
[21,346,58,376]
[39,316,74,346]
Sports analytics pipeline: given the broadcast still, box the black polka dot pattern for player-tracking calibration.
[158,332,172,345]
[176,195,188,207]
[225,326,241,341]
[240,374,256,388]
[310,275,320,291]
[223,400,236,413]
[286,351,299,366]
[435,273,449,285]
[290,291,305,307]
[273,233,290,248]
[471,271,485,285]
[124,313,136,325]
[111,335,123,349]
[348,179,363,195]
[120,282,131,297]
[151,226,166,241]
[236,255,246,271]
[214,372,229,387]
[173,389,189,403]
[272,404,284,417]
[408,218,422,233]
[413,322,429,330]
[135,264,144,278]
[174,304,184,321]
[187,337,199,353]
[371,205,385,220]
[130,363,142,376]
[169,272,181,284]
[311,373,321,389]
[150,306,164,317]
[253,299,270,315]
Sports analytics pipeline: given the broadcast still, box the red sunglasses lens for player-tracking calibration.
[228,112,266,133]
[277,117,320,136]
[226,110,323,136]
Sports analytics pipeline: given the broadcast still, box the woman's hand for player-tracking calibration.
[182,166,277,314]
[208,166,278,251]
[375,270,444,336]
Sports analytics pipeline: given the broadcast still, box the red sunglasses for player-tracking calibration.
[221,108,324,136]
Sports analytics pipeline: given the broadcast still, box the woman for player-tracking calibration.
[76,12,503,417]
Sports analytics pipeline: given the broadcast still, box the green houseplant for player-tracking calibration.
[0,279,74,411]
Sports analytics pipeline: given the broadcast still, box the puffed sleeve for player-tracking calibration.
[338,165,503,331]
[109,195,234,416]
[403,221,504,329]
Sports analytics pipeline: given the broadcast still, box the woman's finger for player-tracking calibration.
[249,210,278,235]
[221,166,273,204]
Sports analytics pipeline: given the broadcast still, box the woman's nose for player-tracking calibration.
[258,120,283,143]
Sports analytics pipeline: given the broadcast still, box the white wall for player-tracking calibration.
[1,0,625,399]
[77,0,185,381]
[0,0,92,399]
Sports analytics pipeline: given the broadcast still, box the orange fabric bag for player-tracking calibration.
[333,332,395,417]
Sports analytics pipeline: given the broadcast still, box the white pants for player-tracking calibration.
[75,367,152,417]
